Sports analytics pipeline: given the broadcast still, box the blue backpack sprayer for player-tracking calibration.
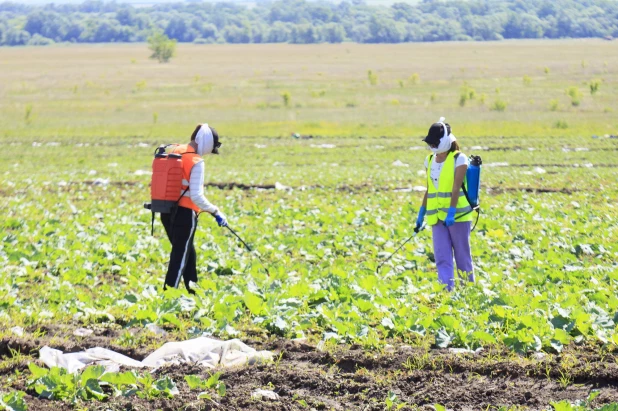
[376,154,482,274]
[456,153,482,229]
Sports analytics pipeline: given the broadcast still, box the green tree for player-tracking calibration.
[148,31,176,63]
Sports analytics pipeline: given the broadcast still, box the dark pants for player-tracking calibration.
[161,206,198,291]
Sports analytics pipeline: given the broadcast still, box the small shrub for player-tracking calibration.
[153,113,158,124]
[409,73,420,85]
[134,80,147,92]
[554,120,568,129]
[281,91,291,107]
[459,83,476,107]
[549,99,559,111]
[398,80,404,88]
[390,99,400,106]
[479,93,487,104]
[589,79,601,95]
[24,104,33,125]
[523,75,532,86]
[566,86,581,106]
[430,93,436,103]
[491,99,507,112]
[544,67,550,75]
[367,70,378,86]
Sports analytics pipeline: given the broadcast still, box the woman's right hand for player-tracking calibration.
[213,210,228,227]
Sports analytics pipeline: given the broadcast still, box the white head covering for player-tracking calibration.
[431,116,457,154]
[195,124,214,156]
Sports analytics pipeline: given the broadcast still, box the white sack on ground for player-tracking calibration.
[40,346,145,374]
[39,337,273,373]
[142,337,273,368]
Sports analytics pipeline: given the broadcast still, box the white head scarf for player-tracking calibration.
[430,116,457,154]
[195,124,214,156]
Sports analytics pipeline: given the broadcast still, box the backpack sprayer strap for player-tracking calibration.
[151,211,155,236]
[455,183,481,230]
[453,152,481,230]
[168,185,191,239]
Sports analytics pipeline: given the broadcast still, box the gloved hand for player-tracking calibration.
[213,210,228,227]
[415,206,426,232]
[445,207,457,227]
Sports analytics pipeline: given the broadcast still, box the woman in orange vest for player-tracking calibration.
[162,124,227,294]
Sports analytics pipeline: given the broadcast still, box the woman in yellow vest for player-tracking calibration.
[162,124,228,294]
[415,118,474,291]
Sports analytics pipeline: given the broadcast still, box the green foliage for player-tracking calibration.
[459,84,476,107]
[384,390,406,410]
[566,86,582,106]
[367,70,378,86]
[550,390,614,410]
[185,373,226,400]
[523,75,532,86]
[1,0,618,46]
[409,73,420,85]
[550,99,560,111]
[0,391,28,411]
[281,91,291,107]
[133,80,147,93]
[491,99,507,112]
[27,364,106,403]
[148,32,176,63]
[554,120,568,129]
[24,104,33,126]
[589,79,601,95]
[27,364,177,403]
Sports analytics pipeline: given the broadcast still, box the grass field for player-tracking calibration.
[1,40,617,139]
[0,41,618,410]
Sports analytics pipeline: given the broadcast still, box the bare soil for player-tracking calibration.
[1,327,617,411]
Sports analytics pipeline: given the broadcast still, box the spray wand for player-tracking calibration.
[376,225,425,274]
[225,226,270,276]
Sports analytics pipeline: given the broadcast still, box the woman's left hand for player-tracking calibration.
[445,207,457,227]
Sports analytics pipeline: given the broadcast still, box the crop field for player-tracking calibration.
[0,41,618,410]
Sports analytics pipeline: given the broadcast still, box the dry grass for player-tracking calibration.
[1,40,617,139]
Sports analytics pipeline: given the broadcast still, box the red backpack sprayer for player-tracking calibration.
[144,144,270,276]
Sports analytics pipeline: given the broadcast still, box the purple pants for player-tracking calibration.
[431,221,474,291]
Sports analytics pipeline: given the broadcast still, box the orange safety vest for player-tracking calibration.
[171,144,203,213]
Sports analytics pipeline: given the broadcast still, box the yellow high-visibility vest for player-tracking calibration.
[426,151,473,225]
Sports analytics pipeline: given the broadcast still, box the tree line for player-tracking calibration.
[0,0,617,46]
